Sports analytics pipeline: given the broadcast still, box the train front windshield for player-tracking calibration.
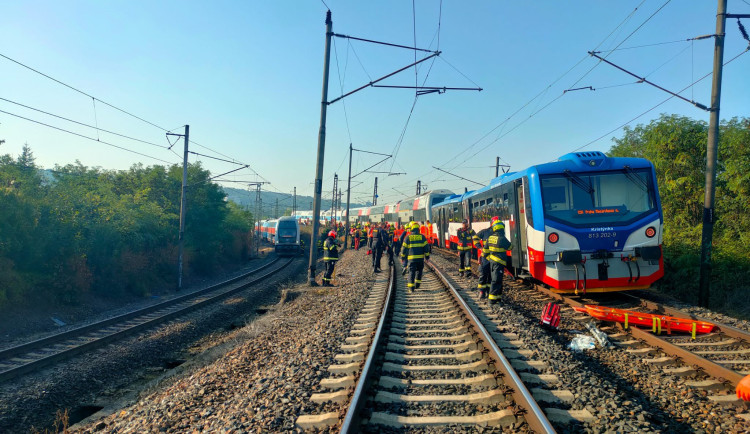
[277,221,297,241]
[540,169,657,227]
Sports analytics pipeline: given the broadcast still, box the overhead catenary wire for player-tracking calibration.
[569,46,750,155]
[392,0,651,192]
[440,0,667,176]
[0,52,169,132]
[0,96,168,149]
[0,108,176,165]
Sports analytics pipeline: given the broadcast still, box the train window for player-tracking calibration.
[523,177,534,227]
[540,170,656,227]
[487,198,493,204]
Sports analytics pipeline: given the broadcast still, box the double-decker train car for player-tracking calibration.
[273,216,301,255]
[258,219,277,243]
[347,190,454,228]
[432,151,664,294]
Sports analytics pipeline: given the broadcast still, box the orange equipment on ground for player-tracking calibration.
[573,305,715,336]
[737,375,750,401]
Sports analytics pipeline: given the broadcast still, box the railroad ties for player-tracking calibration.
[529,284,750,417]
[297,260,573,431]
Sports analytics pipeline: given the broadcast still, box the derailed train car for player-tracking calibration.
[432,151,664,294]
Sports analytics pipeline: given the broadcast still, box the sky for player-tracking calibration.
[1,0,749,208]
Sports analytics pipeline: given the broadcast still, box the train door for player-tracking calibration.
[438,208,446,247]
[463,199,473,224]
[507,182,523,271]
[514,179,529,271]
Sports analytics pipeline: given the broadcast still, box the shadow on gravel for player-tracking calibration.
[501,295,696,433]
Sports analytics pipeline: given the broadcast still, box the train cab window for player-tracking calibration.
[540,170,656,227]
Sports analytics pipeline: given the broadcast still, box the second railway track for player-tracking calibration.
[0,255,295,383]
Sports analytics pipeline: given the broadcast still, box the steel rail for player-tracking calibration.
[0,257,282,360]
[340,264,395,433]
[535,284,746,387]
[427,261,556,434]
[0,257,294,383]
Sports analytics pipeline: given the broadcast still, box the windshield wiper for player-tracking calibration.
[622,166,649,192]
[563,169,595,207]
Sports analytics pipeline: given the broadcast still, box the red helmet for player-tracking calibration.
[491,216,500,223]
[328,230,336,237]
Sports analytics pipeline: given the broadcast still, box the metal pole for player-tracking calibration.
[496,156,500,178]
[177,125,189,290]
[373,177,378,205]
[293,187,296,216]
[308,10,333,286]
[345,144,353,249]
[699,0,727,308]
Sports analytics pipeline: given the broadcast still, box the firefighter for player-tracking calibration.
[386,223,395,266]
[401,222,429,291]
[366,222,373,255]
[371,222,386,272]
[456,219,477,277]
[473,217,498,298]
[486,219,512,305]
[393,223,403,258]
[399,222,412,275]
[322,230,340,286]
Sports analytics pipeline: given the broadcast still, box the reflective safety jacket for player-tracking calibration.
[474,228,492,258]
[456,227,477,251]
[323,237,340,261]
[400,230,430,263]
[486,230,512,265]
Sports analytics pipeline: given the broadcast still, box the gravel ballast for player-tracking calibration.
[70,248,376,433]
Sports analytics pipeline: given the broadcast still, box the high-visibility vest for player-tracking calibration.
[401,232,430,262]
[323,238,339,261]
[457,228,476,251]
[486,230,512,265]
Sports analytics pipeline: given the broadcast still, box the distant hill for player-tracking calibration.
[222,186,368,219]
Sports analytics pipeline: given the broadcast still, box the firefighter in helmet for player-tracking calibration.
[322,230,340,286]
[486,218,512,304]
[400,221,430,291]
[456,219,476,277]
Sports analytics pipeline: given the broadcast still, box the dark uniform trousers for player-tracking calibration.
[478,256,491,295]
[486,231,512,302]
[459,250,471,274]
[371,229,384,271]
[324,260,336,283]
[409,261,424,289]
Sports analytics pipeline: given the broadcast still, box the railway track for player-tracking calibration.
[434,247,750,411]
[0,255,294,383]
[296,259,584,432]
[536,285,750,407]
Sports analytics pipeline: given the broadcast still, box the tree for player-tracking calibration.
[609,114,750,311]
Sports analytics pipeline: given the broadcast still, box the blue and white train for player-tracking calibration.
[432,151,664,294]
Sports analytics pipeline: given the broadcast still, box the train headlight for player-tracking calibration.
[548,232,559,243]
[645,226,656,238]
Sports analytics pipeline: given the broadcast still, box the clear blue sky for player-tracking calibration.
[2,1,749,207]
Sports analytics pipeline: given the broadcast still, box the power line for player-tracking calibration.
[391,0,651,192]
[0,108,176,164]
[0,52,168,132]
[0,96,167,149]
[569,46,750,155]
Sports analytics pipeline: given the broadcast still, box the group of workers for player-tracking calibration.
[319,216,512,305]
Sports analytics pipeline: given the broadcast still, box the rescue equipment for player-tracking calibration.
[540,302,561,329]
[573,305,715,335]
